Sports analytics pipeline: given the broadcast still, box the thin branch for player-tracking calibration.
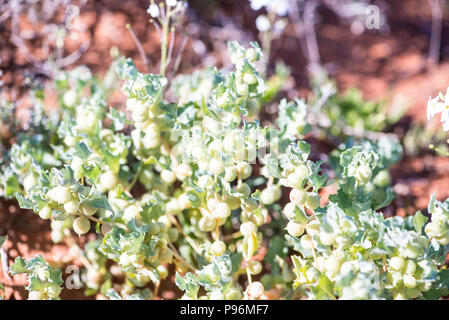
[428,0,443,67]
[169,33,188,80]
[126,24,150,73]
[56,41,90,68]
[1,247,11,281]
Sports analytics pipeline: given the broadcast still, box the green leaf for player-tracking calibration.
[10,257,28,274]
[413,211,428,234]
[74,141,92,160]
[15,193,33,210]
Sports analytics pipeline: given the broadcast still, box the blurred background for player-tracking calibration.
[0,0,448,299]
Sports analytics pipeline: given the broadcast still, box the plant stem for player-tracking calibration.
[160,6,171,76]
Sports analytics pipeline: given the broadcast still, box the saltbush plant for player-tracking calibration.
[2,0,449,300]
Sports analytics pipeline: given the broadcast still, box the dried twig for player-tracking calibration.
[1,247,11,281]
[127,24,150,73]
[428,0,443,67]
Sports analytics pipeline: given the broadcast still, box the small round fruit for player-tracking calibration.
[373,170,391,188]
[319,232,336,246]
[209,159,225,175]
[248,260,262,275]
[161,169,176,184]
[80,203,98,217]
[213,202,231,219]
[28,290,44,300]
[260,185,281,205]
[210,241,226,256]
[240,221,257,237]
[237,162,252,180]
[157,265,168,280]
[389,256,405,272]
[39,206,52,220]
[73,216,90,235]
[64,200,80,215]
[99,171,118,191]
[235,183,251,198]
[289,188,307,205]
[47,186,72,204]
[286,221,305,237]
[283,202,297,220]
[247,281,264,298]
[199,216,216,232]
[224,166,237,182]
[355,165,372,185]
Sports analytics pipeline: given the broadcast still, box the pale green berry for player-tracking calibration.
[166,198,181,215]
[300,235,313,250]
[295,164,309,180]
[168,228,179,242]
[119,252,138,266]
[46,286,62,299]
[389,256,405,272]
[198,175,213,189]
[99,171,118,191]
[224,166,237,182]
[240,221,257,237]
[320,232,336,246]
[123,204,141,221]
[305,220,320,236]
[355,165,372,185]
[157,265,168,280]
[283,202,297,220]
[39,206,52,220]
[403,274,417,288]
[248,260,262,275]
[425,221,440,238]
[286,221,305,237]
[245,47,258,61]
[404,260,416,275]
[213,202,231,219]
[237,162,252,180]
[80,203,97,217]
[148,222,161,236]
[373,170,391,187]
[71,156,83,180]
[175,163,192,180]
[241,198,258,213]
[199,215,216,232]
[235,183,251,198]
[63,89,77,107]
[405,287,420,299]
[23,173,37,192]
[225,196,241,210]
[325,256,341,275]
[73,216,90,235]
[247,281,264,298]
[28,291,44,300]
[64,200,80,214]
[226,288,243,300]
[393,291,408,300]
[161,169,176,184]
[47,186,72,204]
[243,73,257,85]
[260,185,281,205]
[289,188,307,205]
[207,197,219,212]
[210,241,226,256]
[236,82,249,96]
